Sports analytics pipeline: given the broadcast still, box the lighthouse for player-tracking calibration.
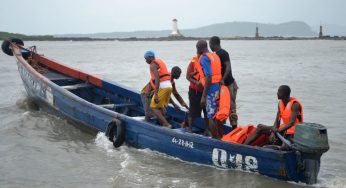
[169,18,183,38]
[319,25,323,38]
[255,25,260,38]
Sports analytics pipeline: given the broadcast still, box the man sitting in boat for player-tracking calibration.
[195,40,223,139]
[244,85,304,145]
[144,50,173,128]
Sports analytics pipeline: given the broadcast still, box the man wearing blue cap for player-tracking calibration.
[144,50,173,128]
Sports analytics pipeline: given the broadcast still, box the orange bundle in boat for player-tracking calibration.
[214,85,230,122]
[222,124,255,144]
[222,124,267,146]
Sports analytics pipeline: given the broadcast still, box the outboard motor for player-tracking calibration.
[292,123,329,184]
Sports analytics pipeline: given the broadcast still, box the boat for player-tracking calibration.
[1,38,329,184]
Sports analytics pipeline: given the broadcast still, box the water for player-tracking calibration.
[0,40,345,188]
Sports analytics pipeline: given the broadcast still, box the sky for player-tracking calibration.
[0,0,345,35]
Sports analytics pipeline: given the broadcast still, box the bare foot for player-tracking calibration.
[203,130,211,137]
[163,124,172,129]
[180,121,186,128]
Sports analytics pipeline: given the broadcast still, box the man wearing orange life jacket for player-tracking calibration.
[244,85,304,145]
[186,55,209,134]
[144,50,173,128]
[195,40,223,139]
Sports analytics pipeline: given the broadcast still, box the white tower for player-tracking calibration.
[255,25,259,38]
[319,25,323,38]
[170,18,183,37]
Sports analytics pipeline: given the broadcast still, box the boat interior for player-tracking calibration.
[32,59,216,135]
[24,51,293,150]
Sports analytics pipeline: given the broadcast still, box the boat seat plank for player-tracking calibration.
[62,83,91,90]
[173,127,204,134]
[98,103,137,109]
[43,70,77,81]
[131,116,146,121]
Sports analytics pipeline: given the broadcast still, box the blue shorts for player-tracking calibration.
[206,83,220,119]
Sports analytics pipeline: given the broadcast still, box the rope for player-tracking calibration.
[27,59,48,74]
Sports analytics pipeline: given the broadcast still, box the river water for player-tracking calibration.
[0,40,345,188]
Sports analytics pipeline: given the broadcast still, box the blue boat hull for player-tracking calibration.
[9,43,313,184]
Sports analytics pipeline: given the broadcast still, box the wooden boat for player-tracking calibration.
[2,38,329,184]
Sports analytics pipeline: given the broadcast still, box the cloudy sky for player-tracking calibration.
[1,0,345,35]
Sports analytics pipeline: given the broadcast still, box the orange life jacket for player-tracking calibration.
[222,125,255,144]
[221,124,267,146]
[278,97,304,135]
[195,52,222,86]
[188,56,203,92]
[149,59,171,89]
[214,85,230,122]
[191,56,200,81]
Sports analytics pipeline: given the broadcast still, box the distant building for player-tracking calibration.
[255,25,260,38]
[169,18,183,38]
[319,25,323,38]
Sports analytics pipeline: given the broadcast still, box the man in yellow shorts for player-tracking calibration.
[144,50,173,128]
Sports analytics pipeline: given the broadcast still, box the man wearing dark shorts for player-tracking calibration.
[209,36,238,129]
[186,55,208,133]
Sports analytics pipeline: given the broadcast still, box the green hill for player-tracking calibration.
[0,31,106,41]
[0,31,55,40]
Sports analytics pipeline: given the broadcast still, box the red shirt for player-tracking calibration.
[187,60,203,92]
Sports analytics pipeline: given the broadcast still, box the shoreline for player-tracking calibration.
[117,36,346,41]
[1,35,346,42]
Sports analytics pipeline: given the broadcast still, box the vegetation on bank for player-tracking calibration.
[1,31,345,41]
[0,31,54,40]
[0,31,114,41]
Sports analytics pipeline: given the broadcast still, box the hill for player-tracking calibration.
[0,31,55,40]
[56,21,316,38]
[0,31,110,41]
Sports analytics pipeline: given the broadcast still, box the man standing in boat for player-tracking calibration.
[195,40,223,139]
[144,50,173,128]
[141,66,188,122]
[186,55,209,134]
[244,85,304,145]
[209,36,238,129]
